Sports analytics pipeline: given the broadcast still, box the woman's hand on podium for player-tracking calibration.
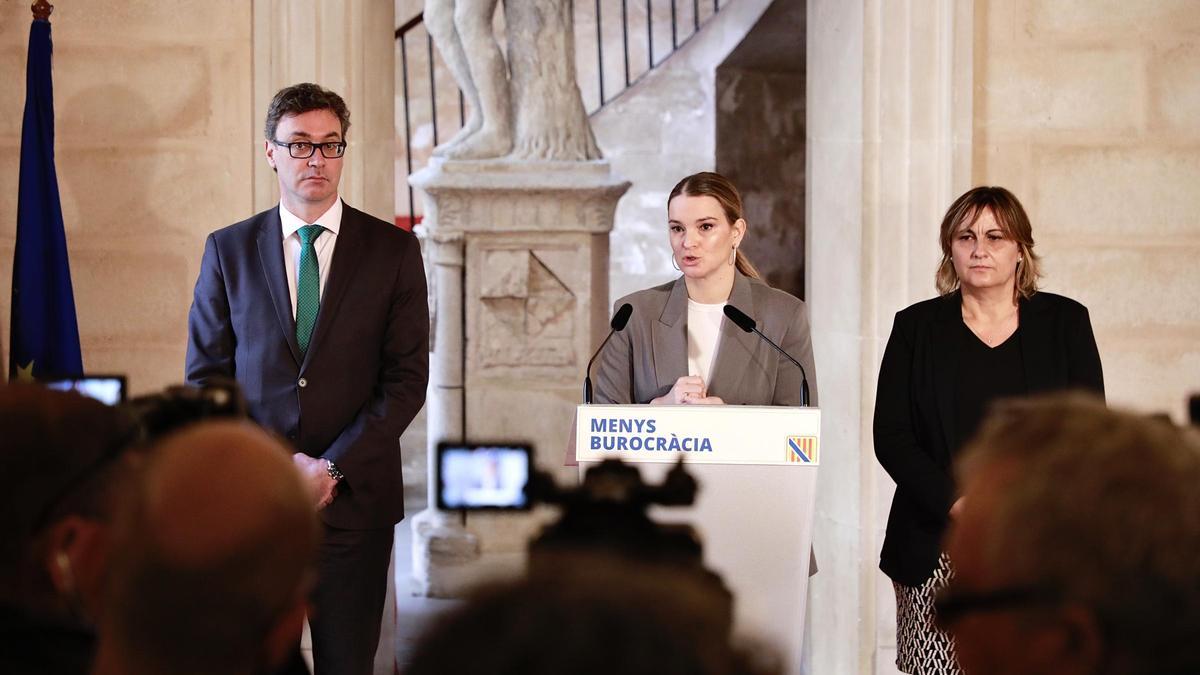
[651,376,724,405]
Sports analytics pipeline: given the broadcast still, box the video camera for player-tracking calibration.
[436,442,718,579]
[43,374,248,445]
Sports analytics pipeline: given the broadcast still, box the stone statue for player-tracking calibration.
[424,0,601,161]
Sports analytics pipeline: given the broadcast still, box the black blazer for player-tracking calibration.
[873,291,1103,586]
[185,203,429,530]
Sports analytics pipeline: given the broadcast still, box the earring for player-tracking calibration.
[55,550,77,596]
[729,246,737,266]
[671,255,681,272]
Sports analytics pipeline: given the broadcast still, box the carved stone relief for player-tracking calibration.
[477,248,576,367]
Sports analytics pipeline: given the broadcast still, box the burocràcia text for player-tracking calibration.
[589,417,714,452]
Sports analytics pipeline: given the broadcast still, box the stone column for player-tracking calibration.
[409,158,628,596]
[251,0,395,221]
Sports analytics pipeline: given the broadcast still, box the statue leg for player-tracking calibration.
[505,0,600,160]
[425,0,484,156]
[442,0,513,159]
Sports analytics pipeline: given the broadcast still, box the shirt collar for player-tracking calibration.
[279,198,343,240]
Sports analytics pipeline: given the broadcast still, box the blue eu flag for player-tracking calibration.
[9,18,82,381]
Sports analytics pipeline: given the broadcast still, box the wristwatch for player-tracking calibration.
[324,459,344,483]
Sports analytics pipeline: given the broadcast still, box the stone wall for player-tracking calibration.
[716,0,806,299]
[0,2,254,393]
[974,0,1200,420]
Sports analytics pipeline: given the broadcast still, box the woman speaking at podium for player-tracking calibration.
[874,186,1104,674]
[593,172,817,409]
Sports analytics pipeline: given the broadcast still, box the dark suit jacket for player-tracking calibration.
[873,291,1104,586]
[186,203,429,530]
[594,272,818,407]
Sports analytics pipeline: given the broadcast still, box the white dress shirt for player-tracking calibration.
[687,298,726,384]
[280,199,342,320]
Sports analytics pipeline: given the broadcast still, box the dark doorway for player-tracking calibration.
[716,0,806,299]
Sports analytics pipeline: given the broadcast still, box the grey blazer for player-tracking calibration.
[594,272,818,407]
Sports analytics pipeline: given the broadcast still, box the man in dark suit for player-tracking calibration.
[186,83,429,675]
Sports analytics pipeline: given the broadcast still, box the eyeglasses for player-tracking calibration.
[934,584,1060,628]
[272,140,347,159]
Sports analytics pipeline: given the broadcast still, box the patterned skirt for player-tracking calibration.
[893,553,963,675]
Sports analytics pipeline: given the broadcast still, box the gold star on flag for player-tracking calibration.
[15,361,36,382]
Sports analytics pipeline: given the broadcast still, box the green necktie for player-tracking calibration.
[296,224,324,355]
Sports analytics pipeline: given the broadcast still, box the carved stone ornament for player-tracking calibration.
[478,249,576,367]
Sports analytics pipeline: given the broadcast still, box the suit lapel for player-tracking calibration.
[303,202,364,368]
[256,211,302,366]
[1018,293,1054,392]
[931,292,961,454]
[708,272,756,399]
[652,277,689,389]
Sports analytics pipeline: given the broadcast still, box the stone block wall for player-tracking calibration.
[0,2,254,393]
[716,63,805,297]
[975,0,1200,420]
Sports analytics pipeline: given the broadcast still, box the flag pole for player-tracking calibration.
[11,0,84,381]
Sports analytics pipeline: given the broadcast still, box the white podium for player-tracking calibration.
[575,404,821,674]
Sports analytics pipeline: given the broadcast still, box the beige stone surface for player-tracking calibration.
[976,0,1200,419]
[1038,246,1200,332]
[1022,0,1200,40]
[0,2,252,393]
[1154,43,1200,135]
[1029,146,1200,237]
[70,247,194,342]
[979,48,1144,136]
[1096,342,1200,420]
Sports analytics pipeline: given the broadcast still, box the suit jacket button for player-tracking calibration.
[298,377,308,388]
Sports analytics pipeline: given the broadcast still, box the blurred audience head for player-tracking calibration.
[406,553,779,675]
[936,186,1041,299]
[94,420,319,675]
[945,393,1200,675]
[0,384,138,623]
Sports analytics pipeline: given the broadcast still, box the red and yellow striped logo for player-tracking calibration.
[787,436,818,463]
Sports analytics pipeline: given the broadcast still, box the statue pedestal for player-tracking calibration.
[409,159,629,596]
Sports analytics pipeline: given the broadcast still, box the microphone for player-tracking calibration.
[723,304,811,407]
[584,303,633,404]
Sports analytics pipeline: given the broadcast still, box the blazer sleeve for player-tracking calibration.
[1067,304,1105,400]
[185,233,236,384]
[592,300,635,404]
[873,311,954,522]
[771,300,818,407]
[319,235,430,476]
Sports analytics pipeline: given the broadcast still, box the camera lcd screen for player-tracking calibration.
[437,443,532,511]
[43,375,127,406]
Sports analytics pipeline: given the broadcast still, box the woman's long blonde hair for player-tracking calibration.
[668,172,761,279]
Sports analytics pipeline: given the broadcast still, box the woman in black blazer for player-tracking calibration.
[874,187,1104,674]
